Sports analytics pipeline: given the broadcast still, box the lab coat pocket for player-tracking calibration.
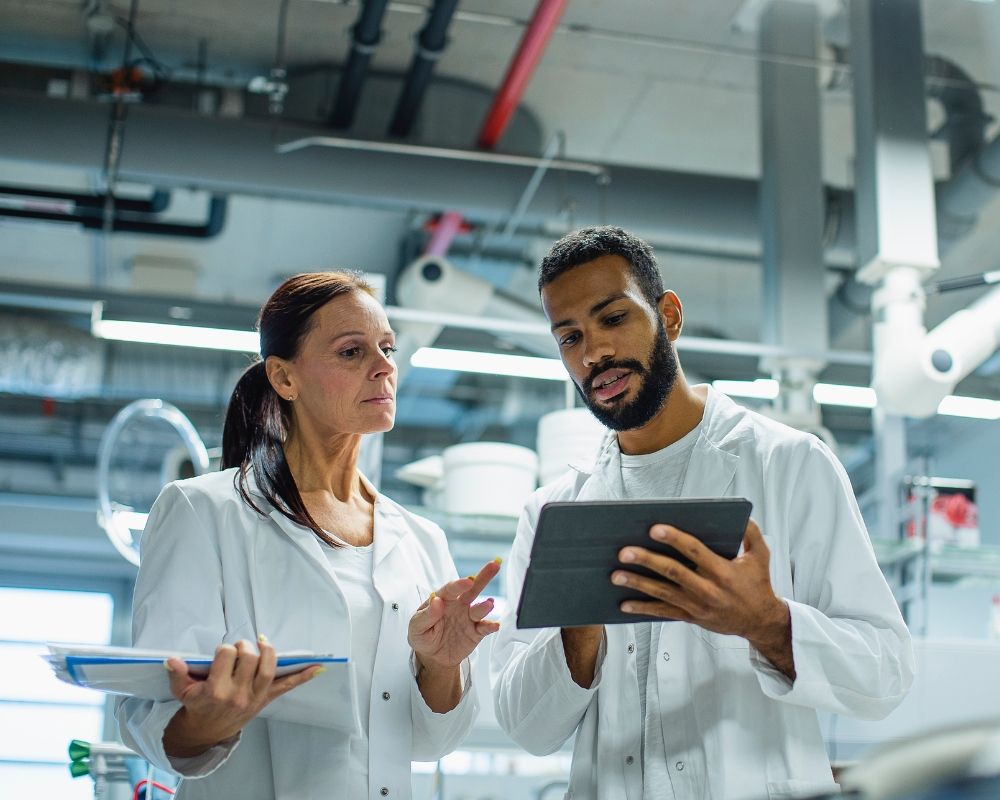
[765,779,841,798]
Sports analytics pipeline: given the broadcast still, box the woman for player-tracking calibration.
[117,271,501,800]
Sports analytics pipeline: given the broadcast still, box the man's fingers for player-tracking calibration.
[649,525,725,577]
[741,518,768,556]
[619,546,716,598]
[611,570,704,616]
[619,598,691,621]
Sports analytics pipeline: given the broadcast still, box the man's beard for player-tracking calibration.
[576,322,677,432]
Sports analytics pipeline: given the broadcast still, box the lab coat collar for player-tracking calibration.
[568,385,747,498]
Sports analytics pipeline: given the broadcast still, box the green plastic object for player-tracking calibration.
[69,759,91,778]
[68,739,91,761]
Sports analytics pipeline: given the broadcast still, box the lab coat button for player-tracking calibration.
[382,691,391,701]
[627,643,635,654]
[625,756,635,766]
[676,761,684,771]
[380,788,389,796]
[662,651,670,662]
[391,602,399,611]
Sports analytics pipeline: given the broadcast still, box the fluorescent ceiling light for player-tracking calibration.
[813,383,878,409]
[937,395,1000,420]
[411,347,568,381]
[92,318,259,353]
[712,379,780,400]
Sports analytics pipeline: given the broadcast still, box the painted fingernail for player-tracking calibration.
[315,666,327,675]
[163,660,173,672]
[612,573,628,585]
[466,575,476,581]
[493,557,503,565]
[258,633,268,643]
[620,549,636,563]
[429,591,436,602]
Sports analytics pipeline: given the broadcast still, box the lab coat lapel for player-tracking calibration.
[678,387,741,498]
[266,508,340,587]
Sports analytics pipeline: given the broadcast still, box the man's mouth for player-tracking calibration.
[591,370,632,401]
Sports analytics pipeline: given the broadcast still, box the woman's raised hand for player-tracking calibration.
[408,559,502,671]
[162,637,322,757]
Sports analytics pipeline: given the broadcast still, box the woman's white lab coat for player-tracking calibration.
[116,468,478,800]
[491,387,915,800]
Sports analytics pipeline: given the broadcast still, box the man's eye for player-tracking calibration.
[559,333,579,347]
[606,313,626,325]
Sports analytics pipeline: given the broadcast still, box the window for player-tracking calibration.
[0,587,114,799]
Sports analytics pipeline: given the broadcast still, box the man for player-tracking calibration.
[490,227,914,800]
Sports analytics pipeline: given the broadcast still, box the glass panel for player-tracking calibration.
[0,588,113,645]
[0,762,96,800]
[0,643,103,705]
[0,702,102,762]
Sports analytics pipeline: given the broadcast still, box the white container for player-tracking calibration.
[537,408,608,486]
[442,442,538,517]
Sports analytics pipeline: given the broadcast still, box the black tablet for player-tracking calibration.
[515,497,753,629]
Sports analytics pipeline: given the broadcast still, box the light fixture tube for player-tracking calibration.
[712,379,780,399]
[92,317,260,353]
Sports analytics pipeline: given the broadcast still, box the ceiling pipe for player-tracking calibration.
[388,0,461,138]
[477,0,569,150]
[328,0,391,129]
[0,185,170,214]
[0,195,228,238]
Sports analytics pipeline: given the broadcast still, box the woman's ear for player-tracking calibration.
[265,356,296,402]
[659,290,683,340]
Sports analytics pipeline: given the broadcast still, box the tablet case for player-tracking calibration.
[516,497,753,628]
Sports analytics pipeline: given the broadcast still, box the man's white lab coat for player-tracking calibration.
[492,387,914,800]
[116,468,478,800]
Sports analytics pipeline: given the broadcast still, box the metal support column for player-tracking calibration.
[758,1,827,429]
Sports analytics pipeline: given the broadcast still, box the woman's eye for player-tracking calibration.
[381,345,398,357]
[340,347,360,358]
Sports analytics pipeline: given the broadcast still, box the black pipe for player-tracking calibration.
[0,185,170,214]
[388,0,461,138]
[925,55,991,174]
[0,195,227,238]
[328,0,391,129]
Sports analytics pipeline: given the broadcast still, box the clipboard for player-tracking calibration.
[515,497,752,629]
[45,644,359,734]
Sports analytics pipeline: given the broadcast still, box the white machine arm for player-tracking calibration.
[873,267,1000,417]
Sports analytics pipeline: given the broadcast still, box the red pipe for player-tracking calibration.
[476,0,569,150]
[424,210,465,256]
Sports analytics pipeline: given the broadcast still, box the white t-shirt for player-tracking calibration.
[322,533,382,797]
[620,422,701,799]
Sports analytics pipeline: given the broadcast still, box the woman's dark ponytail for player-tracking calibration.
[221,270,375,545]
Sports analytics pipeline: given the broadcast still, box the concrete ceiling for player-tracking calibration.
[2,0,1000,501]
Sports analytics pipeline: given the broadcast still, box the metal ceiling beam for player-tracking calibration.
[0,92,857,265]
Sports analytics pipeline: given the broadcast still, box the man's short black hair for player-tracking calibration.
[538,226,664,307]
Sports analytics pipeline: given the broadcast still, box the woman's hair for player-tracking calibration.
[222,270,376,544]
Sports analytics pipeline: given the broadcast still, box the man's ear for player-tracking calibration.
[265,356,296,400]
[658,290,683,340]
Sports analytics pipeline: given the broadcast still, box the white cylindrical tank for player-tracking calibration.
[536,407,608,486]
